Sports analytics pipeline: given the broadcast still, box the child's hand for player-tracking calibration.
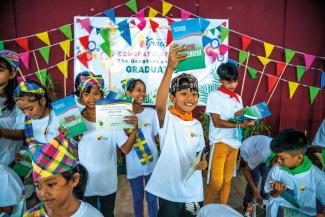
[124,110,138,130]
[15,153,23,163]
[167,44,187,70]
[58,126,71,138]
[241,120,255,128]
[234,109,244,117]
[196,153,208,170]
[271,181,287,193]
[253,191,263,203]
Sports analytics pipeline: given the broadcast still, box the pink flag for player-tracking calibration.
[19,52,30,70]
[137,20,147,31]
[135,8,145,22]
[181,9,191,20]
[17,76,24,83]
[303,53,315,71]
[219,44,230,56]
[78,18,91,33]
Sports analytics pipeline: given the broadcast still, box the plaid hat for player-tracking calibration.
[15,81,45,96]
[121,78,136,92]
[76,71,104,95]
[169,73,198,94]
[29,134,78,181]
[0,50,20,70]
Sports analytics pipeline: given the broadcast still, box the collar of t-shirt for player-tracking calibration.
[265,151,277,168]
[169,107,193,121]
[280,156,312,175]
[218,86,240,103]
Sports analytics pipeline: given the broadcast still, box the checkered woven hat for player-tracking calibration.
[169,73,198,94]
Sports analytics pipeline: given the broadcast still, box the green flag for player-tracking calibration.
[39,46,50,64]
[100,41,111,57]
[210,28,215,35]
[285,48,296,64]
[59,24,73,41]
[36,69,47,85]
[239,50,248,64]
[0,41,4,51]
[125,0,138,13]
[219,26,230,43]
[296,66,305,82]
[309,86,320,104]
[100,28,109,43]
[248,67,257,79]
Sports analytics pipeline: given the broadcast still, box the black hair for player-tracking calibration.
[217,62,239,81]
[0,57,18,112]
[270,129,308,155]
[74,71,103,97]
[61,164,88,200]
[126,79,146,92]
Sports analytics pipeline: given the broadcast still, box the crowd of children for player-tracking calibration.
[0,46,324,217]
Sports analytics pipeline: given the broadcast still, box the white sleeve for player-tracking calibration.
[115,129,128,148]
[13,107,25,130]
[205,92,221,115]
[264,165,281,193]
[152,110,159,136]
[315,169,325,205]
[157,110,170,150]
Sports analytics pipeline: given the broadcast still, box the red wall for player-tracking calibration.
[0,0,324,140]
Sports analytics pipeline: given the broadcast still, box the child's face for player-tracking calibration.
[79,86,103,109]
[221,79,238,92]
[16,97,48,119]
[276,152,303,169]
[0,63,15,90]
[170,87,198,114]
[35,173,79,209]
[127,81,146,104]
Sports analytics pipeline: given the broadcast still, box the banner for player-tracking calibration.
[74,17,228,105]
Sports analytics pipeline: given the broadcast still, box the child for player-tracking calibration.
[23,134,104,217]
[0,50,25,166]
[145,44,207,217]
[265,129,325,217]
[204,62,254,205]
[312,119,325,168]
[122,78,159,217]
[240,135,276,216]
[0,163,24,216]
[74,71,138,217]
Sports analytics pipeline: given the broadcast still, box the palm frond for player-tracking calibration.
[199,83,220,104]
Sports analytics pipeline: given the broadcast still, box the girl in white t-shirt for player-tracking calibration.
[74,71,138,217]
[122,78,158,217]
[0,50,25,166]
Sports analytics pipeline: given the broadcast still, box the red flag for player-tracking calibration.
[166,30,172,47]
[276,61,286,77]
[129,19,136,25]
[267,75,277,93]
[150,19,159,32]
[79,35,89,50]
[16,37,29,51]
[241,34,252,51]
[77,51,91,68]
[167,18,175,25]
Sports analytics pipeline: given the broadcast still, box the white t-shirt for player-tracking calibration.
[264,164,325,217]
[197,204,243,217]
[125,107,159,179]
[240,135,273,169]
[0,97,24,165]
[31,110,60,144]
[313,119,325,147]
[205,90,243,149]
[0,164,24,207]
[44,201,103,217]
[145,110,205,203]
[78,118,128,196]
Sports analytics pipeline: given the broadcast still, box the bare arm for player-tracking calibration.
[243,164,263,202]
[0,129,25,140]
[210,113,255,129]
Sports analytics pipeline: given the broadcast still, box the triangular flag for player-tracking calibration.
[129,19,136,25]
[59,40,71,57]
[103,8,116,23]
[276,61,286,76]
[288,81,299,99]
[202,35,212,47]
[263,42,274,58]
[285,48,296,64]
[118,20,132,46]
[320,72,325,89]
[59,24,73,41]
[135,8,145,22]
[219,44,229,56]
[100,28,109,42]
[46,73,53,87]
[16,37,29,51]
[121,29,132,46]
[35,32,51,46]
[219,26,230,43]
[150,19,159,32]
[57,60,68,78]
[0,41,4,50]
[248,67,257,79]
[95,28,102,35]
[228,58,238,67]
[167,17,175,25]
[303,54,315,71]
[19,52,29,70]
[210,28,216,35]
[148,7,159,19]
[36,69,47,85]
[309,86,320,104]
[181,9,191,20]
[166,29,172,47]
[241,34,252,50]
[258,56,270,66]
[137,20,147,31]
[78,18,92,34]
[39,46,50,64]
[162,1,173,16]
[17,76,24,84]
[296,66,305,82]
[238,50,248,64]
[100,41,111,57]
[267,75,277,93]
[77,52,90,69]
[79,35,89,51]
[199,18,210,33]
[125,0,138,13]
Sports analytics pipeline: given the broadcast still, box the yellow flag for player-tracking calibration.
[59,40,70,57]
[36,32,51,46]
[288,81,299,99]
[257,56,270,66]
[162,1,173,16]
[149,7,159,19]
[263,42,274,58]
[57,60,68,78]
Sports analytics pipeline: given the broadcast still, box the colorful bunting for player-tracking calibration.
[57,60,68,78]
[239,50,249,64]
[303,54,315,71]
[219,44,229,56]
[125,0,138,13]
[36,69,47,86]
[39,46,50,64]
[267,75,277,93]
[257,56,270,66]
[0,41,4,51]
[263,42,274,58]
[202,35,212,47]
[78,18,92,34]
[129,19,136,26]
[296,66,305,82]
[118,20,132,46]
[228,58,238,67]
[309,86,320,104]
[137,20,147,31]
[199,18,210,33]
[241,34,252,50]
[35,32,51,46]
[77,52,91,68]
[167,17,175,25]
[100,28,109,42]
[103,8,116,24]
[135,8,145,22]
[59,24,73,41]
[59,40,71,57]
[219,26,230,43]
[19,52,30,70]
[248,67,257,79]
[321,72,325,89]
[166,29,172,47]
[210,28,215,35]
[180,9,191,20]
[288,81,299,99]
[150,19,159,32]
[276,61,286,77]
[285,48,296,64]
[100,41,111,57]
[16,37,29,51]
[149,7,159,19]
[79,35,89,51]
[162,1,173,16]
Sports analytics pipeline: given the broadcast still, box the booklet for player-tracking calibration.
[230,101,271,123]
[170,18,206,71]
[12,150,32,177]
[96,98,133,130]
[51,95,87,139]
[183,147,207,184]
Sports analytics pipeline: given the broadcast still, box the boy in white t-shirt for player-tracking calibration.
[204,63,254,205]
[265,129,325,217]
[312,119,325,168]
[145,44,207,217]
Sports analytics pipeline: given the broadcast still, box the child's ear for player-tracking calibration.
[71,173,80,187]
[125,90,131,97]
[78,96,85,105]
[296,153,304,163]
[9,70,17,79]
[40,97,47,106]
[169,94,175,104]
